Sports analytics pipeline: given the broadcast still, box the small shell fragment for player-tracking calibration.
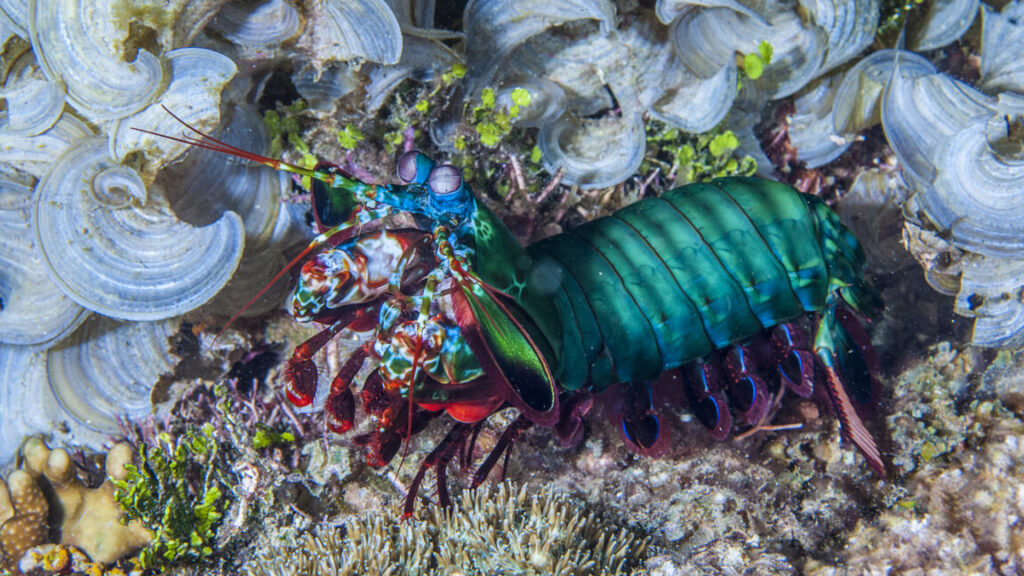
[924,114,1024,258]
[538,112,646,189]
[979,1,1024,95]
[881,69,993,186]
[297,0,403,69]
[211,0,302,54]
[909,0,980,52]
[832,49,937,137]
[465,0,616,89]
[0,48,65,136]
[788,76,851,168]
[0,344,52,468]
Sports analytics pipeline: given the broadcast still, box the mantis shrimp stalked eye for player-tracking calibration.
[396,150,434,185]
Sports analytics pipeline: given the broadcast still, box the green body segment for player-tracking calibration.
[465,199,564,368]
[525,177,864,392]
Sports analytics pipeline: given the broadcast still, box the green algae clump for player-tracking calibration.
[643,120,757,186]
[112,425,233,571]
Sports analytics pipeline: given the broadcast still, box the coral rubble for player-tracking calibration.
[805,345,1024,575]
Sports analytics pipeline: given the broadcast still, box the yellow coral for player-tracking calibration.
[0,469,49,571]
[20,438,152,564]
[20,542,141,575]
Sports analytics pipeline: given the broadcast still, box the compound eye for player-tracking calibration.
[428,165,463,197]
[314,161,341,175]
[397,150,433,185]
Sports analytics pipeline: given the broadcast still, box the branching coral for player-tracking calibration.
[244,482,648,576]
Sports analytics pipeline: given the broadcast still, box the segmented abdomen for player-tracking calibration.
[527,177,863,391]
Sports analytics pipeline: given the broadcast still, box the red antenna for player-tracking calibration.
[132,107,353,341]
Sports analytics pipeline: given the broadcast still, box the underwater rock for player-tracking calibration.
[646,542,795,575]
[979,349,1024,413]
[812,377,1024,573]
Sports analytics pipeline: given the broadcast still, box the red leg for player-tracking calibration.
[355,386,439,468]
[683,359,733,440]
[284,303,380,407]
[555,392,593,447]
[284,321,347,407]
[471,416,532,488]
[324,345,369,433]
[771,323,815,397]
[360,371,390,415]
[723,345,771,425]
[620,381,666,455]
[402,422,472,518]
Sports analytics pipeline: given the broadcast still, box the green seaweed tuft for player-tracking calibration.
[112,425,233,571]
[469,86,531,148]
[643,119,757,185]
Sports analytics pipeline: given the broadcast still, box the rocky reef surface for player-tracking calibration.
[1,0,1023,574]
